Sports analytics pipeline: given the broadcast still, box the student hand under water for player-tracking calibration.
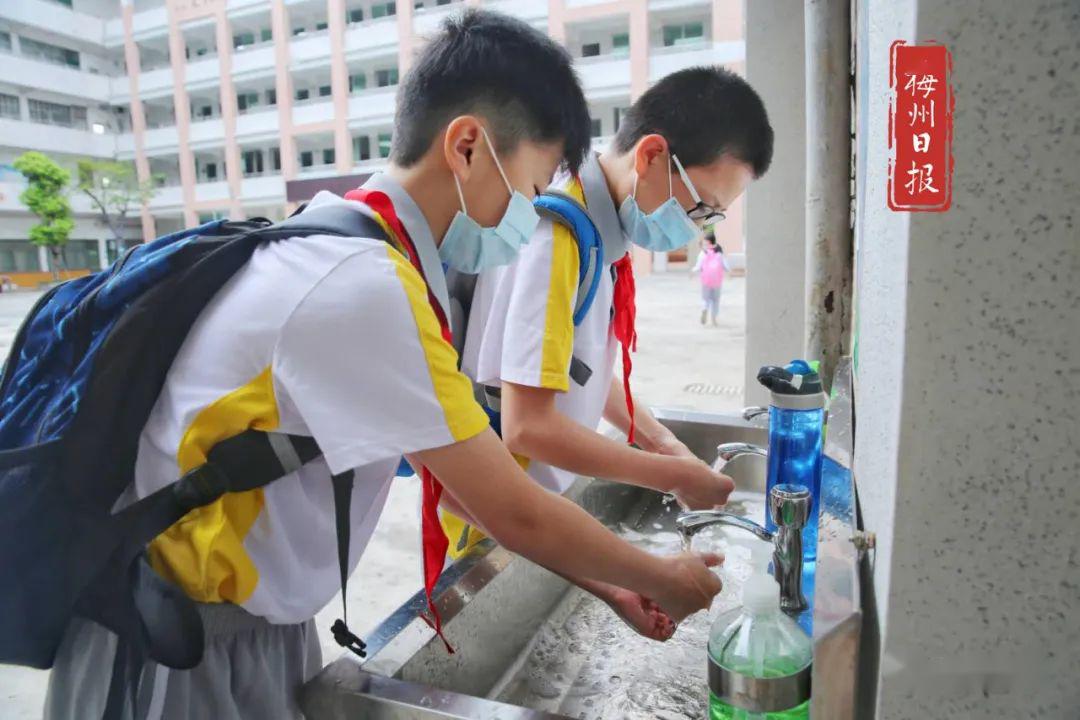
[664,457,736,510]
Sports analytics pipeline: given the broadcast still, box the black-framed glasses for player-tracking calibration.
[672,153,727,226]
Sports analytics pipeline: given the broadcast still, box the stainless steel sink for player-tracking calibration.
[301,361,862,720]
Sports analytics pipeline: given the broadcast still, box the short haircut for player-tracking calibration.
[391,9,592,173]
[614,66,774,177]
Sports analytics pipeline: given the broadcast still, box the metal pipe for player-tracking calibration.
[803,0,854,388]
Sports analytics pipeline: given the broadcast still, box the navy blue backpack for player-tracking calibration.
[0,206,389,692]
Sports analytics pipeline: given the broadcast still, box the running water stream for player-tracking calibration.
[489,490,768,720]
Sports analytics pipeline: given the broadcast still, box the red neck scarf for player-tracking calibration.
[343,187,454,653]
[611,253,637,444]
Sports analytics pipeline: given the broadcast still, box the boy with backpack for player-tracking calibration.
[1,11,724,719]
[445,67,774,621]
[693,230,730,326]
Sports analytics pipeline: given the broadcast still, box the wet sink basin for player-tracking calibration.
[302,370,862,720]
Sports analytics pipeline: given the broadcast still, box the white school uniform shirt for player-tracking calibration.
[461,153,631,494]
[132,176,488,624]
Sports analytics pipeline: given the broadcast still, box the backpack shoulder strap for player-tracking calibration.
[534,191,605,327]
[264,203,391,245]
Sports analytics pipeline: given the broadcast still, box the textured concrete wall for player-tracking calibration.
[854,1,1080,717]
[744,0,807,405]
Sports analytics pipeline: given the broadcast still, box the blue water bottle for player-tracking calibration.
[758,360,826,561]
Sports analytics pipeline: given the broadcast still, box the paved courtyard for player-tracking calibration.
[0,269,746,717]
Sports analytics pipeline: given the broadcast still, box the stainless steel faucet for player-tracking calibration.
[713,442,768,471]
[742,405,769,423]
[676,484,811,614]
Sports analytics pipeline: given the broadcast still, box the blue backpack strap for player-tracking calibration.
[533,191,605,326]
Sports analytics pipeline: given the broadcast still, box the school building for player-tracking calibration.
[0,0,746,286]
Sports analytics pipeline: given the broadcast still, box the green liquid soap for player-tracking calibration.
[707,574,812,720]
[710,690,809,719]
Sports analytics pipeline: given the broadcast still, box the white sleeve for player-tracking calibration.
[272,246,489,476]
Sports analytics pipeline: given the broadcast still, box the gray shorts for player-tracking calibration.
[44,602,322,720]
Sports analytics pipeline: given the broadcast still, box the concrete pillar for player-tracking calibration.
[328,0,352,174]
[854,1,1080,717]
[214,9,244,220]
[164,4,198,228]
[743,0,806,405]
[803,0,852,388]
[270,1,298,183]
[120,0,156,242]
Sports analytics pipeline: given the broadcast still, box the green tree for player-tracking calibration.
[76,160,159,257]
[13,151,74,280]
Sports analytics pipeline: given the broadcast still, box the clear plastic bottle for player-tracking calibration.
[707,574,812,720]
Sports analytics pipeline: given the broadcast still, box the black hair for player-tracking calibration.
[391,9,592,173]
[614,66,774,177]
[704,230,718,246]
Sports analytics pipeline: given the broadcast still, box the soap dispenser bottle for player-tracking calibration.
[757,360,826,561]
[707,574,812,720]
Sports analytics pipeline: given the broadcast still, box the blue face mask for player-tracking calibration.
[439,128,540,274]
[617,153,701,253]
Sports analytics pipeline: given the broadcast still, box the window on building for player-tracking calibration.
[300,151,313,168]
[233,32,255,49]
[662,22,705,47]
[353,135,370,162]
[371,3,396,19]
[612,32,629,55]
[266,88,277,106]
[295,88,310,101]
[242,150,264,176]
[236,92,260,112]
[318,84,332,97]
[414,1,424,8]
[270,147,281,171]
[0,31,12,53]
[197,211,226,224]
[261,28,273,43]
[590,118,602,138]
[348,8,364,23]
[0,240,40,273]
[0,93,19,120]
[437,0,452,5]
[54,0,74,6]
[613,106,628,132]
[377,132,392,158]
[28,99,86,129]
[375,68,398,87]
[21,37,80,68]
[322,148,335,166]
[196,104,213,119]
[204,162,217,181]
[315,21,328,31]
[349,73,366,93]
[292,26,306,36]
[61,240,100,272]
[581,42,601,58]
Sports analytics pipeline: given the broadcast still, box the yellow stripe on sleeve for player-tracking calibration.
[384,247,490,442]
[148,366,279,604]
[538,179,585,391]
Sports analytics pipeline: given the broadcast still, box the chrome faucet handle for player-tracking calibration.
[768,484,811,529]
[742,406,769,423]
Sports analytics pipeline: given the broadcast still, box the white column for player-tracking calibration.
[743,0,806,405]
[854,0,1080,716]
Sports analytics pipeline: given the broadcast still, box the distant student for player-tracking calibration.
[447,66,774,617]
[692,231,730,326]
[44,12,722,719]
